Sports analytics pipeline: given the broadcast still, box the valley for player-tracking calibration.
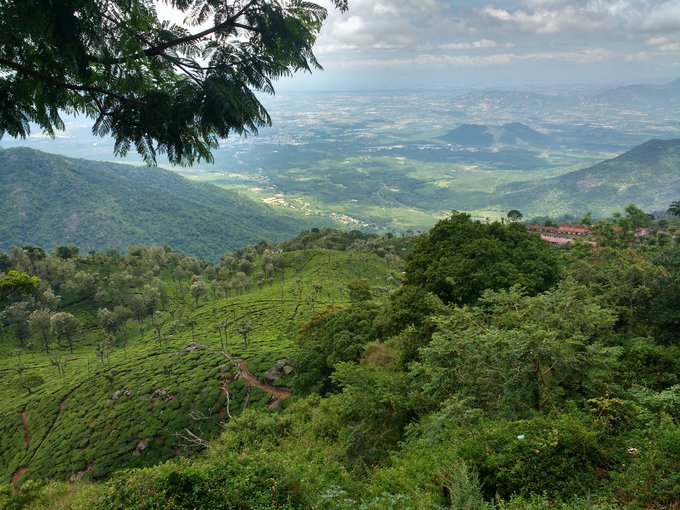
[4,82,678,232]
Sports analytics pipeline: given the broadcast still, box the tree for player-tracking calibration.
[0,0,347,166]
[292,303,380,395]
[346,279,371,303]
[2,301,31,344]
[190,279,208,307]
[404,213,559,306]
[50,311,79,353]
[0,270,39,303]
[28,309,52,352]
[418,284,618,415]
[235,319,253,348]
[668,200,680,217]
[506,209,523,222]
[54,245,80,260]
[0,252,13,273]
[14,372,45,394]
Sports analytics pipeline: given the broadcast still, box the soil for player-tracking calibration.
[10,466,28,485]
[238,360,293,408]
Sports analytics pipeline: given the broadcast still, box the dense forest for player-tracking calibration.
[1,208,679,509]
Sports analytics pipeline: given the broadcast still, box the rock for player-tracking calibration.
[112,388,132,401]
[182,342,199,353]
[151,389,174,401]
[133,437,150,456]
[264,368,281,381]
[264,359,294,382]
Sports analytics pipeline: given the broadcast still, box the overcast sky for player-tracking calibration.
[265,0,680,90]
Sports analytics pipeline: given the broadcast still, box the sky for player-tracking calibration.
[266,0,680,90]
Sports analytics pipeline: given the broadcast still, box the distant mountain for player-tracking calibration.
[594,78,680,108]
[440,122,552,148]
[498,139,680,216]
[0,147,330,260]
[440,124,495,147]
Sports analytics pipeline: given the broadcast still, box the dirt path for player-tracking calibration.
[10,466,28,485]
[238,360,293,408]
[20,409,30,448]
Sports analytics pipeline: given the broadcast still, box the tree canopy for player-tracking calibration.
[404,212,559,305]
[0,0,347,165]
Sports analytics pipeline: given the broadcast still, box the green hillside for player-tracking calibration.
[0,235,400,484]
[0,147,332,260]
[1,215,679,510]
[498,138,680,216]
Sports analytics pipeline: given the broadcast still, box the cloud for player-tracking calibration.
[480,0,680,36]
[332,46,617,69]
[315,0,467,53]
[438,39,499,50]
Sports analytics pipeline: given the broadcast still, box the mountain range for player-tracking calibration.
[0,147,329,260]
[498,138,680,216]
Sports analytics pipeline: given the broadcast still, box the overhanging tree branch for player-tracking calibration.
[0,0,349,165]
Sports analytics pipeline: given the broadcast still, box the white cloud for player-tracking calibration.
[480,0,680,36]
[332,46,617,69]
[438,39,498,50]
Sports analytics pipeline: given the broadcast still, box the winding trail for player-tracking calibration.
[20,410,30,448]
[238,360,293,408]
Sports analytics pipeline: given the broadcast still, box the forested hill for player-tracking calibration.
[499,138,680,215]
[0,147,330,260]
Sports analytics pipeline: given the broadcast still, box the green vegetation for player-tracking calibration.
[1,212,679,509]
[190,134,680,232]
[498,139,680,217]
[0,147,334,259]
[0,229,399,485]
[0,0,347,165]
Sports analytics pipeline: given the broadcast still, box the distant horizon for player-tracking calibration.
[1,78,678,167]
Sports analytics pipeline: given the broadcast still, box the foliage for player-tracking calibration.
[292,304,381,395]
[667,200,680,216]
[14,372,45,394]
[404,213,558,305]
[507,209,523,222]
[1,205,680,509]
[0,270,39,303]
[0,0,347,165]
[0,245,396,486]
[417,284,618,415]
[346,280,372,303]
[49,311,79,353]
[0,147,333,260]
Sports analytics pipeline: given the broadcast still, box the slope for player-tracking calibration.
[0,244,399,483]
[440,122,552,148]
[594,78,680,108]
[0,147,331,260]
[498,138,680,216]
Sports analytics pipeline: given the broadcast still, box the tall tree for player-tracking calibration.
[29,309,53,352]
[50,311,79,353]
[0,0,348,165]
